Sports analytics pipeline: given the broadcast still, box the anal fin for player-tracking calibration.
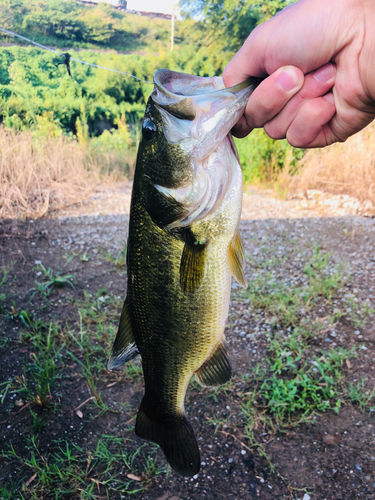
[107,297,139,370]
[194,342,232,387]
[229,229,247,289]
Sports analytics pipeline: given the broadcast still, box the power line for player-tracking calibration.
[0,27,153,84]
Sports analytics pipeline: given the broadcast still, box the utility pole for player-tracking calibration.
[171,5,175,52]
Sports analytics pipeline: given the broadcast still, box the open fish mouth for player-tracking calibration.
[149,69,261,228]
[151,69,261,155]
[152,69,257,119]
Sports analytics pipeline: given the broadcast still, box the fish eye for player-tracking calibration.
[142,119,157,141]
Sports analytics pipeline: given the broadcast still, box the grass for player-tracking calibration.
[284,121,375,207]
[14,324,62,408]
[346,379,375,414]
[1,435,163,499]
[0,126,135,220]
[1,226,374,498]
[29,263,75,299]
[100,245,127,269]
[199,245,375,494]
[0,279,159,498]
[226,247,374,472]
[245,247,345,328]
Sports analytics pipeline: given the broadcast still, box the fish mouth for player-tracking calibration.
[152,69,261,122]
[150,69,261,228]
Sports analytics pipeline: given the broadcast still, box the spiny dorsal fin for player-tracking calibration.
[180,240,207,294]
[229,229,247,289]
[194,342,232,387]
[107,298,139,370]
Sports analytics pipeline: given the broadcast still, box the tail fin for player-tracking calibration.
[135,397,200,476]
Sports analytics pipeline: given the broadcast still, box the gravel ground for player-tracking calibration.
[2,183,375,499]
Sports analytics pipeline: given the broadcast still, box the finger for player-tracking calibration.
[286,93,338,148]
[231,66,304,138]
[264,63,336,140]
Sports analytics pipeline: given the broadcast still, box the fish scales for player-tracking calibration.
[108,69,260,476]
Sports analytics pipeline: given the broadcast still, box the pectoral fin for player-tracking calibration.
[180,240,207,294]
[229,229,247,289]
[194,342,232,387]
[107,298,139,369]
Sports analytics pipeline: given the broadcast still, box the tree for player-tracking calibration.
[180,0,295,52]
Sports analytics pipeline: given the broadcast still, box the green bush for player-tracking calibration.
[235,129,305,183]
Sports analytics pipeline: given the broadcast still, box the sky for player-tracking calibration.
[126,0,178,15]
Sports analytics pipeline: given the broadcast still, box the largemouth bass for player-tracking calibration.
[108,69,260,476]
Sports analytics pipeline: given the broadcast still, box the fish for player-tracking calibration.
[108,69,260,476]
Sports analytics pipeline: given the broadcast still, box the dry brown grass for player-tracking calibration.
[0,128,134,220]
[285,122,375,204]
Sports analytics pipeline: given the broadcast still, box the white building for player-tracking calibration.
[77,0,126,8]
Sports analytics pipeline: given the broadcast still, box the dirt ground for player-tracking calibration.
[1,184,375,500]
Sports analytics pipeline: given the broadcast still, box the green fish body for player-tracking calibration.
[108,70,260,476]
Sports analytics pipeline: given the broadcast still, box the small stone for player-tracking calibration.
[322,433,339,445]
[355,464,363,472]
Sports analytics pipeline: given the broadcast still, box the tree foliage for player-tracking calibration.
[181,0,295,51]
[0,0,173,51]
[0,0,304,182]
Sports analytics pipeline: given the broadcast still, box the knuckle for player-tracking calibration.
[303,99,324,120]
[249,98,276,128]
[264,121,286,140]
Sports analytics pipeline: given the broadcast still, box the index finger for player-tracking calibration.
[230,66,304,138]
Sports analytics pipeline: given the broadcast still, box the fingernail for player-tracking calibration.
[323,92,335,105]
[314,64,335,83]
[277,69,299,91]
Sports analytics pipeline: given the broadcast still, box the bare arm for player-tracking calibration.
[223,0,375,148]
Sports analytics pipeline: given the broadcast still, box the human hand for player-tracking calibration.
[223,0,375,148]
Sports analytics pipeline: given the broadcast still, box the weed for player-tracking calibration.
[238,249,356,435]
[63,250,78,264]
[80,251,90,262]
[242,247,345,329]
[123,361,143,383]
[29,263,75,299]
[30,409,45,433]
[7,303,33,328]
[0,380,12,404]
[2,435,162,498]
[0,264,13,288]
[15,325,62,407]
[345,297,375,328]
[0,484,13,500]
[100,245,127,269]
[346,379,375,413]
[66,346,110,415]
